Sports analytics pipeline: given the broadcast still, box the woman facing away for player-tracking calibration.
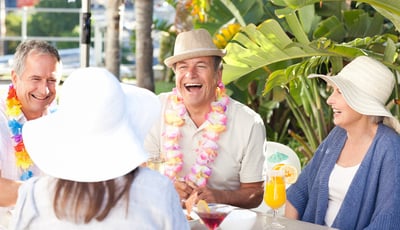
[285,56,400,230]
[9,67,189,230]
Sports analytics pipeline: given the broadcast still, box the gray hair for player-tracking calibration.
[213,56,223,71]
[12,40,61,77]
[371,116,384,124]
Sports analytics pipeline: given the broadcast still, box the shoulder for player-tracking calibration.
[158,92,172,99]
[131,168,180,207]
[15,176,54,211]
[227,97,263,124]
[373,124,400,157]
[19,176,54,193]
[309,127,346,162]
[158,92,173,104]
[133,167,174,190]
[377,124,400,144]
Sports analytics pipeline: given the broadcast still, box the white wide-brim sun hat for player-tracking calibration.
[22,67,161,182]
[309,56,400,133]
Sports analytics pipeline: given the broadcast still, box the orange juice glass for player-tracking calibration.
[264,175,286,209]
[264,169,286,229]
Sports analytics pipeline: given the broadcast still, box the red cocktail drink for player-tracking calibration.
[193,203,233,230]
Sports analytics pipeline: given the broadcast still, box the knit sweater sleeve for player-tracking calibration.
[286,127,345,222]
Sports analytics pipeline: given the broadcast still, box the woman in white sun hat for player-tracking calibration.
[9,67,189,229]
[285,56,400,229]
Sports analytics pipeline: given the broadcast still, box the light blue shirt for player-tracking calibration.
[10,167,190,230]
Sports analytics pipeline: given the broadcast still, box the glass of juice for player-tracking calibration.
[264,169,286,229]
[146,156,165,174]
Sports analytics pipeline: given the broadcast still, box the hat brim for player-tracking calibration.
[164,48,226,67]
[309,74,393,118]
[22,84,160,182]
[121,83,161,142]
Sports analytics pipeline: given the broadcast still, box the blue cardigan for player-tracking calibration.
[287,124,400,230]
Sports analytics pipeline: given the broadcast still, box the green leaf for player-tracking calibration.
[313,16,346,41]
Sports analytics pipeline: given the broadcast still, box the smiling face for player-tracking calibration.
[326,85,365,129]
[11,51,61,120]
[174,56,222,111]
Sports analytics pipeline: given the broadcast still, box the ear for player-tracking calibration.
[216,68,222,84]
[11,70,18,86]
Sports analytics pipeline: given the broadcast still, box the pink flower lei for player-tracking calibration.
[163,84,229,186]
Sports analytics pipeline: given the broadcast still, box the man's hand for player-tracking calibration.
[193,186,223,204]
[174,179,264,209]
[174,179,197,204]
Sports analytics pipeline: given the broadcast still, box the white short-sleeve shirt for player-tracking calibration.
[144,92,266,190]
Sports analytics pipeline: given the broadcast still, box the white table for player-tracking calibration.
[190,210,338,230]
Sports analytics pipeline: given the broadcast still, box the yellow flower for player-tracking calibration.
[15,150,33,170]
[6,106,22,117]
[206,124,226,133]
[165,112,185,126]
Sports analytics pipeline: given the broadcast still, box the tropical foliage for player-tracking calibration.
[222,0,400,163]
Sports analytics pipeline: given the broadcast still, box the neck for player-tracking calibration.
[344,133,376,158]
[338,123,377,167]
[185,104,211,127]
[22,109,46,121]
[345,120,378,143]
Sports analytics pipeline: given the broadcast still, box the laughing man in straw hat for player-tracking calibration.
[285,56,400,229]
[10,67,189,229]
[144,29,267,209]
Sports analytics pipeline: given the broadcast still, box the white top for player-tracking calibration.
[9,167,189,230]
[144,93,266,190]
[325,163,360,226]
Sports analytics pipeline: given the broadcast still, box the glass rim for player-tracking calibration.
[267,168,285,176]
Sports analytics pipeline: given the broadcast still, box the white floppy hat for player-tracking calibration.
[22,67,161,182]
[309,56,400,133]
[164,29,226,67]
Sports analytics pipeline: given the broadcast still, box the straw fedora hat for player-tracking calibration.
[164,29,225,67]
[309,56,400,133]
[22,67,161,182]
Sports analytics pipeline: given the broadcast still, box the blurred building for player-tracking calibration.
[6,0,40,8]
[5,0,16,7]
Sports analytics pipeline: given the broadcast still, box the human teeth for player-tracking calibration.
[185,83,201,87]
[32,95,48,100]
